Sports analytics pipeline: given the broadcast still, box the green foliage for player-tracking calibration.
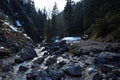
[92,19,108,37]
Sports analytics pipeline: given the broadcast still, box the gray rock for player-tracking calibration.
[45,55,56,66]
[63,65,82,77]
[15,48,37,63]
[2,63,12,72]
[33,57,44,64]
[74,48,90,56]
[26,72,39,80]
[94,52,120,66]
[85,72,102,80]
[19,66,28,72]
[52,71,64,80]
[112,69,120,77]
[100,65,113,74]
[39,77,52,80]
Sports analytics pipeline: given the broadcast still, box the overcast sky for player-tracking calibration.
[34,0,80,12]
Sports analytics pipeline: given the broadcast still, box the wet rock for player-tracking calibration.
[51,46,60,52]
[45,55,57,66]
[33,57,44,64]
[94,52,120,66]
[85,72,102,80]
[26,72,39,80]
[62,52,73,59]
[58,40,66,47]
[19,66,28,72]
[14,58,23,63]
[52,71,64,80]
[61,47,69,53]
[2,63,12,72]
[84,57,96,65]
[15,48,37,63]
[74,48,90,56]
[112,69,120,77]
[63,65,82,77]
[85,67,97,75]
[53,50,63,55]
[58,60,66,67]
[111,46,120,53]
[39,77,52,80]
[100,65,113,74]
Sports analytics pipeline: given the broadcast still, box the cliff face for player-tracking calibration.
[0,12,34,58]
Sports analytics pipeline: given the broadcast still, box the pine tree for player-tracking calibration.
[64,0,74,36]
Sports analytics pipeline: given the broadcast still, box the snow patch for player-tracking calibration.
[4,21,18,32]
[23,34,31,39]
[0,47,4,49]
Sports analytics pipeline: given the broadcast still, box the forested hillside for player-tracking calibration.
[63,0,120,42]
[0,0,47,43]
[0,0,120,42]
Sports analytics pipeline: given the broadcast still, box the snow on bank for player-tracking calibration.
[4,21,18,32]
[23,34,31,39]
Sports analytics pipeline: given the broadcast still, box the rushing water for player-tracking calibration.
[10,46,46,80]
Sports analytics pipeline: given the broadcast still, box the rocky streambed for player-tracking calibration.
[0,40,120,80]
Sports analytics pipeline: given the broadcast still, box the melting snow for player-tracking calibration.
[23,34,31,39]
[0,47,4,49]
[4,21,18,32]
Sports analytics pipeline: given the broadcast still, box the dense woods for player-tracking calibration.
[0,0,120,42]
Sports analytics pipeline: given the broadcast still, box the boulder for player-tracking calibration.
[58,40,66,47]
[19,66,28,72]
[100,65,113,74]
[74,48,90,56]
[45,55,56,66]
[26,72,39,80]
[63,65,82,77]
[1,63,12,72]
[15,48,37,63]
[94,52,120,66]
[39,77,52,80]
[33,57,44,64]
[85,72,102,80]
[112,69,120,77]
[52,71,64,80]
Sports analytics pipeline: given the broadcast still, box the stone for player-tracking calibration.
[26,72,39,80]
[19,66,28,71]
[2,63,12,72]
[74,48,90,56]
[45,55,56,66]
[39,77,52,80]
[94,52,120,66]
[33,57,44,64]
[63,65,82,77]
[58,40,66,47]
[15,48,37,63]
[52,71,64,80]
[58,60,66,67]
[100,65,113,74]
[112,69,120,77]
[85,72,102,80]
